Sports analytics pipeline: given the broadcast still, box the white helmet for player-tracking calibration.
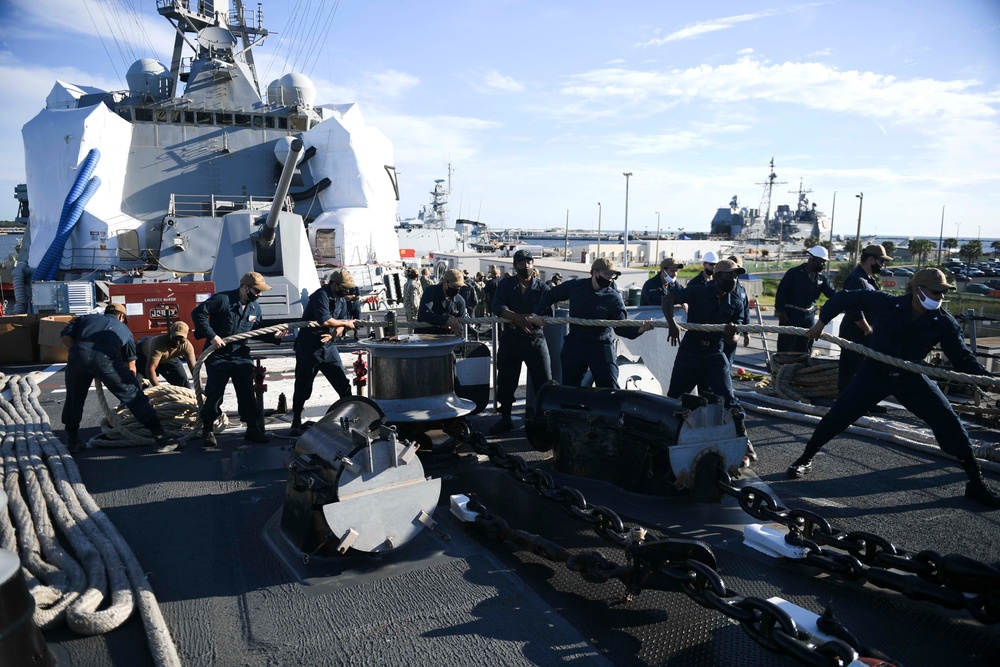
[702,251,719,264]
[808,245,829,260]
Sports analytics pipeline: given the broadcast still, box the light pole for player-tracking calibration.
[654,211,661,265]
[622,172,633,267]
[936,205,945,265]
[852,192,863,266]
[829,191,836,248]
[596,202,602,260]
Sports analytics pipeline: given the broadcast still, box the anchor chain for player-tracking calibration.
[461,430,892,667]
[716,473,1000,624]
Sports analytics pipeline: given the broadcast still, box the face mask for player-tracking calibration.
[916,287,942,310]
[871,262,884,274]
[662,270,675,284]
[704,266,714,276]
[446,286,461,298]
[715,276,736,293]
[246,288,260,302]
[516,267,531,280]
[595,275,612,289]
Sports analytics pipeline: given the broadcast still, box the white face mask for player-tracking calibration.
[662,270,675,284]
[916,287,942,310]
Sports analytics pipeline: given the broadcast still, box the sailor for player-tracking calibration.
[419,268,434,291]
[528,258,652,388]
[723,255,752,365]
[838,244,893,400]
[686,250,719,287]
[192,271,287,448]
[483,266,501,307]
[640,257,683,306]
[290,270,361,435]
[403,267,423,322]
[546,272,563,288]
[60,304,175,453]
[489,249,553,434]
[458,270,479,321]
[786,268,1000,509]
[135,321,196,388]
[417,269,467,335]
[661,259,747,432]
[774,245,836,355]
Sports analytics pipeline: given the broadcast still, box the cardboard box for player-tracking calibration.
[0,314,40,364]
[38,315,75,364]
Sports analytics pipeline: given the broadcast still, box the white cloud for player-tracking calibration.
[737,48,754,55]
[475,69,525,94]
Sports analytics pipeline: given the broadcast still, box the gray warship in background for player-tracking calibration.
[11,0,404,318]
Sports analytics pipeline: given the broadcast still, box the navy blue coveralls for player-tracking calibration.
[800,291,990,464]
[417,284,466,334]
[192,289,274,431]
[534,278,641,389]
[837,265,881,391]
[491,275,553,416]
[292,286,353,416]
[722,280,750,366]
[61,314,162,436]
[665,283,745,414]
[774,263,836,354]
[639,273,679,306]
[686,272,710,288]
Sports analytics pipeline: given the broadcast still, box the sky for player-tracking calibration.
[1,0,999,240]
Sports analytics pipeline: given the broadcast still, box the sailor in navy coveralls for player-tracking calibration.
[60,303,173,453]
[528,258,652,389]
[774,245,836,355]
[837,244,892,394]
[661,258,747,423]
[786,268,1000,509]
[290,269,360,434]
[192,271,285,447]
[489,249,552,434]
[640,257,683,306]
[417,269,467,335]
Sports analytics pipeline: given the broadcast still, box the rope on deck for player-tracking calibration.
[0,372,181,667]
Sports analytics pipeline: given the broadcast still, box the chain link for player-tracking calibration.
[461,431,884,666]
[718,478,1000,624]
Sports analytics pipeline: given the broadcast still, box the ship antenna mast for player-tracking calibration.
[756,157,787,235]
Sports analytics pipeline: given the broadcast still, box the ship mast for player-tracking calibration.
[756,157,786,260]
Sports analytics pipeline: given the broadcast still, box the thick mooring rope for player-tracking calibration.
[0,373,181,666]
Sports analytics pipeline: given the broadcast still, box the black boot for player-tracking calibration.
[202,428,218,450]
[245,427,270,444]
[489,413,514,435]
[290,412,303,436]
[961,457,1000,509]
[66,431,84,453]
[786,454,814,479]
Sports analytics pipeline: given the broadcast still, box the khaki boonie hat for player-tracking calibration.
[240,271,272,291]
[330,269,357,289]
[443,269,466,287]
[105,303,128,322]
[591,258,620,276]
[910,268,955,292]
[713,259,747,276]
[862,244,894,261]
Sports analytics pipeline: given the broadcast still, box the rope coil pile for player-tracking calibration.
[0,373,181,666]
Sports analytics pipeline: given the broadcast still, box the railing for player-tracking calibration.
[167,193,275,218]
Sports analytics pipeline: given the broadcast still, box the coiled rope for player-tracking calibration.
[0,372,181,666]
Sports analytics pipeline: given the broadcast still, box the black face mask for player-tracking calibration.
[446,286,461,298]
[704,267,714,276]
[595,275,612,289]
[872,262,883,274]
[715,276,736,293]
[516,267,531,280]
[246,288,260,302]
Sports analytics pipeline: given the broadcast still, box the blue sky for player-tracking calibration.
[1,0,999,240]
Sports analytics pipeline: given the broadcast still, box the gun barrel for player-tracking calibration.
[260,138,304,249]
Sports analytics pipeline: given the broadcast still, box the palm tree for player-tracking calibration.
[943,237,959,260]
[992,239,1000,260]
[960,240,983,267]
[881,240,895,257]
[804,235,819,250]
[908,239,934,268]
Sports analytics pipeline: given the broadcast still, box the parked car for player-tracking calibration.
[891,267,914,276]
[965,283,993,295]
[967,268,985,277]
[952,272,970,282]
